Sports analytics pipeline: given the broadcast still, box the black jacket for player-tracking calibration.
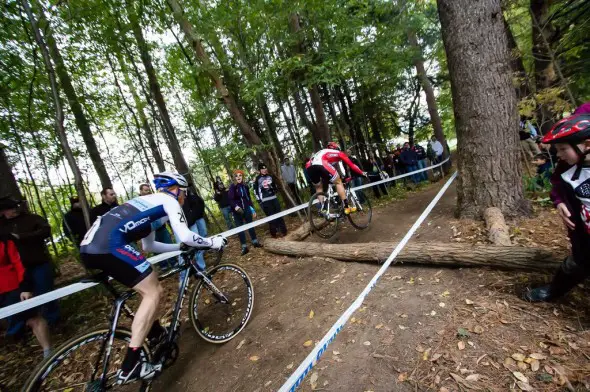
[400,149,418,166]
[413,144,427,160]
[254,174,280,202]
[91,202,118,223]
[213,189,231,208]
[182,193,205,227]
[63,208,87,247]
[0,213,52,268]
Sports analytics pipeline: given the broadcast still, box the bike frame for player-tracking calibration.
[319,180,362,219]
[90,249,223,388]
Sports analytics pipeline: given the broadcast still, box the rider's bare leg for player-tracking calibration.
[130,271,163,347]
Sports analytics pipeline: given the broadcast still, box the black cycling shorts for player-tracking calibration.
[307,164,338,185]
[81,252,153,288]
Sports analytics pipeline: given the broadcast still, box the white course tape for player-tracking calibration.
[278,171,457,392]
[0,251,183,319]
[0,158,449,320]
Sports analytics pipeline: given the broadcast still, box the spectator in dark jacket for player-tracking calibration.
[0,198,59,326]
[90,188,118,223]
[400,142,420,184]
[213,178,234,230]
[362,152,388,198]
[0,234,52,357]
[412,143,428,182]
[228,170,262,255]
[62,196,87,248]
[346,151,367,203]
[182,188,207,269]
[254,163,287,238]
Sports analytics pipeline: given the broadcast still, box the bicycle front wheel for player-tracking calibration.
[308,192,339,239]
[347,190,372,229]
[22,328,152,392]
[189,264,254,344]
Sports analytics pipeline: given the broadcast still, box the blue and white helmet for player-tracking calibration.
[153,172,188,190]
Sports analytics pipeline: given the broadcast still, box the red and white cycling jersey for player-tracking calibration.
[306,149,364,177]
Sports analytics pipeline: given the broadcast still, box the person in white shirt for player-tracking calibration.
[430,135,444,163]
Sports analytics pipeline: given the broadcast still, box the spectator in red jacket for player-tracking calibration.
[1,234,52,358]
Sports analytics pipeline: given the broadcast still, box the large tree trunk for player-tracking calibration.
[0,145,23,200]
[308,85,331,145]
[293,90,319,150]
[43,19,112,190]
[407,29,448,157]
[23,0,91,228]
[437,0,528,218]
[264,240,562,272]
[127,2,191,182]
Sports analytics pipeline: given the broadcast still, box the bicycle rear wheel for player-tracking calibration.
[189,264,254,344]
[22,328,152,392]
[308,192,339,239]
[346,190,372,229]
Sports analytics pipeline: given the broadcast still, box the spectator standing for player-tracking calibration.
[532,153,552,187]
[0,198,59,326]
[412,143,429,182]
[0,234,52,357]
[62,196,87,248]
[400,142,420,184]
[254,163,288,238]
[213,179,234,230]
[363,152,388,198]
[430,135,444,164]
[91,188,118,223]
[347,149,367,203]
[228,170,262,255]
[182,188,208,269]
[281,157,301,205]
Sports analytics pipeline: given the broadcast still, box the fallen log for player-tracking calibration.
[484,207,512,246]
[285,218,329,241]
[264,240,563,272]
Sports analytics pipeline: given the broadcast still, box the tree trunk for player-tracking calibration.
[0,145,23,200]
[308,85,331,145]
[293,90,319,150]
[127,1,191,182]
[258,96,285,161]
[276,94,303,160]
[22,0,91,228]
[407,29,448,157]
[322,84,346,148]
[437,0,528,218]
[264,240,562,272]
[501,9,531,100]
[210,123,233,180]
[43,18,112,190]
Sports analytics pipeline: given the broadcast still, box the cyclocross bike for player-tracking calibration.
[308,177,372,239]
[22,246,254,392]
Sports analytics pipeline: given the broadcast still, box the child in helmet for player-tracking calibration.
[524,113,590,302]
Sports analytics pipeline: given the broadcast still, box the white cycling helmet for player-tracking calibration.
[153,172,188,190]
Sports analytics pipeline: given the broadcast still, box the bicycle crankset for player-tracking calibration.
[153,342,180,369]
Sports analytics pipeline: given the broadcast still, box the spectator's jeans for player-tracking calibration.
[416,159,428,181]
[30,262,59,326]
[189,218,207,269]
[1,290,25,336]
[405,165,420,184]
[261,198,287,237]
[232,208,258,247]
[220,206,234,230]
[351,177,366,203]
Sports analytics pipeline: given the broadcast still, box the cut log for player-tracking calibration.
[285,218,329,242]
[264,240,563,272]
[483,207,512,246]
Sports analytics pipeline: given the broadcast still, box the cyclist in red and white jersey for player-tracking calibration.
[305,142,367,214]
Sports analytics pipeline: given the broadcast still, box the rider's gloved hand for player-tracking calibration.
[210,236,228,250]
[179,243,190,252]
[362,171,369,178]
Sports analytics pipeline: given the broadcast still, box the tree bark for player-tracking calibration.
[127,1,191,182]
[308,85,331,145]
[22,0,91,228]
[293,90,319,150]
[43,18,112,190]
[264,240,562,272]
[437,0,528,218]
[501,9,531,100]
[407,29,448,157]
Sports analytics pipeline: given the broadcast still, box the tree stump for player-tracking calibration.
[483,207,512,246]
[264,240,562,272]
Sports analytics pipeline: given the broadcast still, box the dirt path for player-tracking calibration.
[155,179,590,391]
